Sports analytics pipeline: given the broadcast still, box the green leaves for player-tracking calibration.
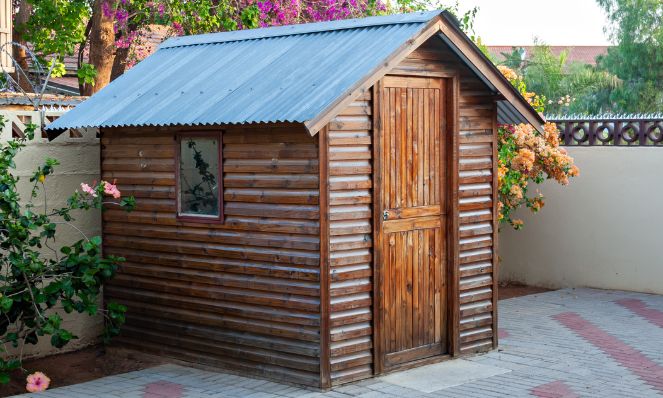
[40,314,77,348]
[240,5,261,30]
[51,329,76,349]
[23,0,91,63]
[595,0,663,113]
[77,63,98,87]
[49,59,68,78]
[0,296,13,313]
[120,196,137,211]
[0,358,21,384]
[103,302,127,344]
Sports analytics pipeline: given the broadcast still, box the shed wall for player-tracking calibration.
[101,126,323,386]
[322,36,498,386]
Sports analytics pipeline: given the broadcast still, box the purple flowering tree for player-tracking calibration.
[16,0,463,95]
[105,0,388,72]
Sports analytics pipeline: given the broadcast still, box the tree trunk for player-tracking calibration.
[110,46,129,81]
[77,17,94,95]
[83,0,115,96]
[11,0,33,92]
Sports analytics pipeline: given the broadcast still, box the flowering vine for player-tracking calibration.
[497,65,547,113]
[497,66,580,229]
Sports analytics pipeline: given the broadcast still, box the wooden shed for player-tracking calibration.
[47,10,544,389]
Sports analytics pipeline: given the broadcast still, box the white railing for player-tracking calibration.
[0,0,12,73]
[0,109,98,143]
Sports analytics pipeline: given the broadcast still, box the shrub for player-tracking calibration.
[0,116,135,384]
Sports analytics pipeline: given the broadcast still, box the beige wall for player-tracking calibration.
[499,146,663,295]
[2,111,102,359]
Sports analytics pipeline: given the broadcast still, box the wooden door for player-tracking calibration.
[376,76,447,369]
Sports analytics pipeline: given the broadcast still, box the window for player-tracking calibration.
[177,133,223,222]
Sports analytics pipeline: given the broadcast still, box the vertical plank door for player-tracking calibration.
[377,76,447,369]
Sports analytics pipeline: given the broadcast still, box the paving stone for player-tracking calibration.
[13,289,663,398]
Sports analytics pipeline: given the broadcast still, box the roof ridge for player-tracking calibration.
[159,10,444,49]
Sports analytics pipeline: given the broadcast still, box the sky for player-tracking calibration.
[458,0,613,46]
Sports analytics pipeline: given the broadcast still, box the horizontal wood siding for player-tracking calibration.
[326,92,374,385]
[102,126,322,386]
[395,38,497,356]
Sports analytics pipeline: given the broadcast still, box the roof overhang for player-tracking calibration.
[305,11,546,135]
[303,14,447,134]
[435,14,546,131]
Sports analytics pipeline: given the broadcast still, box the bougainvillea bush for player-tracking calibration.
[0,116,135,385]
[496,66,579,229]
[101,0,391,70]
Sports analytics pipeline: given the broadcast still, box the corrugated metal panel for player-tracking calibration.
[497,101,525,125]
[46,15,433,133]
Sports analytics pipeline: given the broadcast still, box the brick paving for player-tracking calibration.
[13,288,663,397]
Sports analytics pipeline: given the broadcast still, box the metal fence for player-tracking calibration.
[547,114,663,146]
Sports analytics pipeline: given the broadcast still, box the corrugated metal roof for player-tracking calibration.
[46,9,542,135]
[46,11,439,133]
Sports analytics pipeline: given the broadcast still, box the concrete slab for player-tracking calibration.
[378,359,511,393]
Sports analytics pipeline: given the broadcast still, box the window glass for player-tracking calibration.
[179,136,220,217]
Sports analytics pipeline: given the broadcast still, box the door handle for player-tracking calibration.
[383,210,389,221]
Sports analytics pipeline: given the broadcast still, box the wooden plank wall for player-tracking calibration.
[324,92,375,386]
[390,37,498,355]
[101,125,323,387]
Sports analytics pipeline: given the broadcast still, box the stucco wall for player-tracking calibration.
[2,119,102,359]
[499,146,663,294]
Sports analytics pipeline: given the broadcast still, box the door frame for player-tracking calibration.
[372,73,460,374]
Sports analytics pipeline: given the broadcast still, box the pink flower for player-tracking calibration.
[102,180,122,199]
[81,183,98,198]
[115,8,129,25]
[171,22,184,36]
[26,372,51,393]
[101,1,113,19]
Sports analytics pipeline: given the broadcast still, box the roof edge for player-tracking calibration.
[160,10,445,49]
[436,13,546,131]
[305,11,545,135]
[304,14,446,135]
